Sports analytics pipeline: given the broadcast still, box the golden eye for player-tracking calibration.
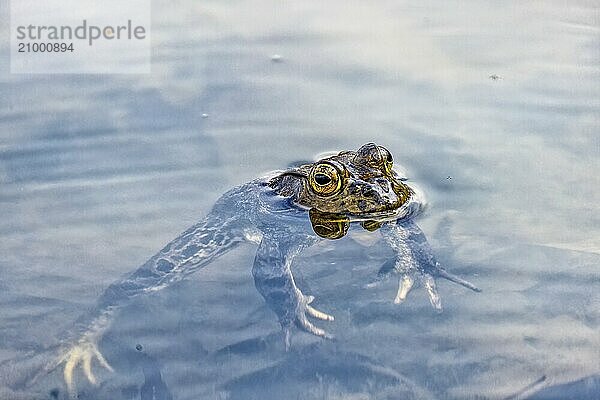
[309,162,343,196]
[357,143,394,175]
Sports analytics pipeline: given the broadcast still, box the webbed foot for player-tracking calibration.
[394,272,442,311]
[56,338,113,397]
[370,258,480,311]
[283,293,334,349]
[393,263,480,311]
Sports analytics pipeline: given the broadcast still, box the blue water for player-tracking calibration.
[1,1,599,399]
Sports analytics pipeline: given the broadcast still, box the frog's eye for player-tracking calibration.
[314,173,331,185]
[357,143,394,175]
[309,162,343,196]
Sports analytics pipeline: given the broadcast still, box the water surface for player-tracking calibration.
[1,1,599,399]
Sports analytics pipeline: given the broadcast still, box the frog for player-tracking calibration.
[44,143,480,397]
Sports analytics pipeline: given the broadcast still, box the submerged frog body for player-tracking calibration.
[49,143,479,396]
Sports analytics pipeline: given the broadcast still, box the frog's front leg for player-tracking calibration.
[252,234,334,347]
[380,220,480,311]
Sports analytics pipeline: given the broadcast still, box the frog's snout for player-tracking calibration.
[363,180,397,203]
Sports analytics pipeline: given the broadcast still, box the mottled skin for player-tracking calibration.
[270,143,412,215]
[40,143,479,397]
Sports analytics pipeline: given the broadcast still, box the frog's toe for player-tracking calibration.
[81,352,96,384]
[294,295,334,339]
[304,295,335,321]
[393,274,415,304]
[422,273,443,312]
[435,266,481,292]
[296,315,333,339]
[60,340,113,397]
[306,304,335,321]
[63,353,78,395]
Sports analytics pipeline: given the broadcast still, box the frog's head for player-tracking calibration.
[270,143,413,238]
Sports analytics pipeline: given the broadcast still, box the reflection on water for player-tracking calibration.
[0,0,599,399]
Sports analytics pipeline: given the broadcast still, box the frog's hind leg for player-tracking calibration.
[381,220,481,311]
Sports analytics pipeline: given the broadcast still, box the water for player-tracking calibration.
[1,1,599,399]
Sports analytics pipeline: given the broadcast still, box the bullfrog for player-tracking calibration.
[49,143,480,396]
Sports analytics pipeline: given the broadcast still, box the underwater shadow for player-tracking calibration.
[220,340,432,400]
